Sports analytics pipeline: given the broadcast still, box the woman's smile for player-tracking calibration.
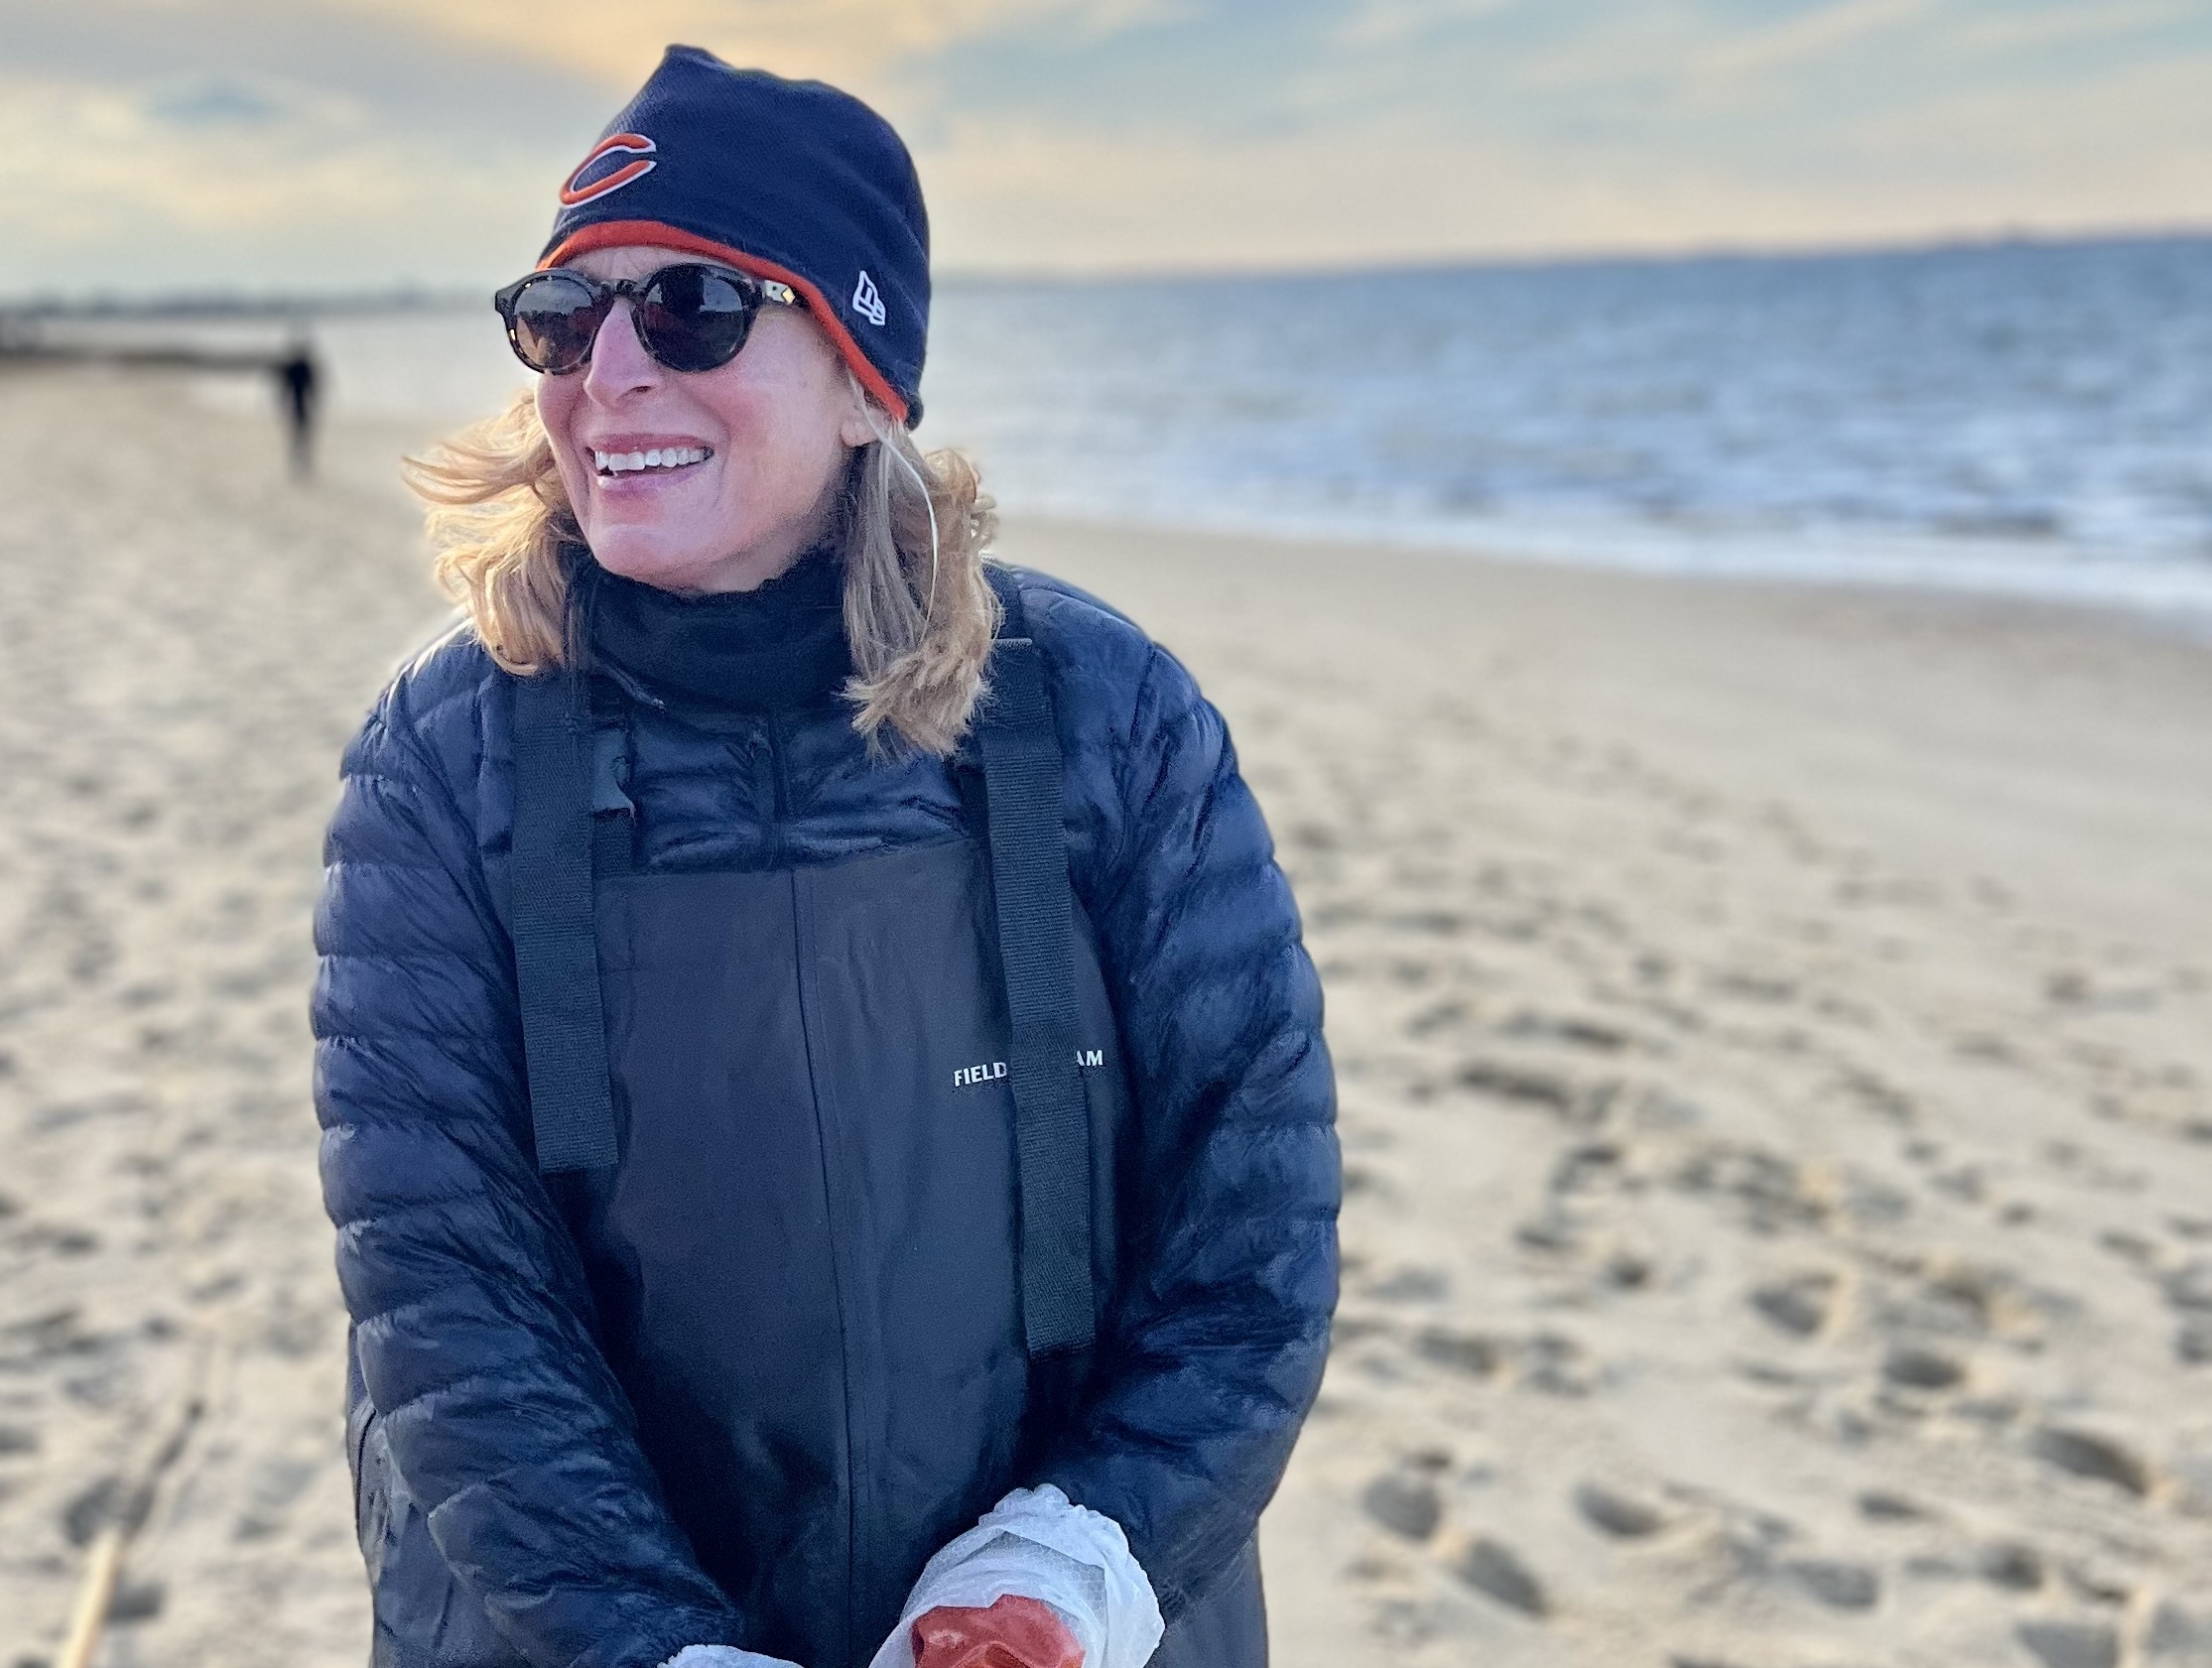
[583,432,718,508]
[590,443,715,478]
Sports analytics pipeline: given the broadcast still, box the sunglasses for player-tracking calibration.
[493,262,800,376]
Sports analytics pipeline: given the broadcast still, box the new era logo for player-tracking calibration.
[851,270,887,327]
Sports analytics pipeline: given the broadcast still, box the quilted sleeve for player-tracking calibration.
[314,675,744,1668]
[1036,638,1340,1620]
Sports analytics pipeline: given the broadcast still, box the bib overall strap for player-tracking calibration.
[509,668,620,1173]
[979,569,1096,1357]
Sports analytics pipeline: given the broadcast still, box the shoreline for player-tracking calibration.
[994,504,2212,639]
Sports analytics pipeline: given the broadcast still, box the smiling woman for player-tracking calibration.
[535,248,878,593]
[315,40,1337,1668]
[409,247,996,754]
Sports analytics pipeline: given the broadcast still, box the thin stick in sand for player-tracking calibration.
[52,1349,213,1668]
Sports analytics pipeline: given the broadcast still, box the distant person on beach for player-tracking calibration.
[274,338,318,478]
[313,48,1336,1668]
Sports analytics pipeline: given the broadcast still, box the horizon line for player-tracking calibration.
[7,220,2209,316]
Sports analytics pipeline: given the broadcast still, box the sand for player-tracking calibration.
[4,368,2212,1668]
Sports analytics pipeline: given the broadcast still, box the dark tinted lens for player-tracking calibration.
[636,266,755,372]
[506,273,604,373]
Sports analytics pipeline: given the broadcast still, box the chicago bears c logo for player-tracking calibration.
[561,134,658,205]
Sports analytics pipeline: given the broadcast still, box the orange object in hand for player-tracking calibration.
[911,1595,1085,1668]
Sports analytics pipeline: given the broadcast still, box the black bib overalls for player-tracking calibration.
[353,595,1267,1668]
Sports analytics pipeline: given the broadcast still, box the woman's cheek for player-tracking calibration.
[535,387,584,510]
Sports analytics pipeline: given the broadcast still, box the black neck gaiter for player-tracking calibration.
[583,546,852,713]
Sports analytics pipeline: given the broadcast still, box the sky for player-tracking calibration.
[2,0,2208,296]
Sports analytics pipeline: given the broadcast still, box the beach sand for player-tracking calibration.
[5,369,2212,1668]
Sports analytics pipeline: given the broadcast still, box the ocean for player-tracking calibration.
[43,233,2212,614]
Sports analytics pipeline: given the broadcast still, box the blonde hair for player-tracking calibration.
[404,383,1000,756]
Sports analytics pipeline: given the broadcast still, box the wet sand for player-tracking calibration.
[5,369,2212,1668]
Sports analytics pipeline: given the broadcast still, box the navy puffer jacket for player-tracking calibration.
[314,567,1338,1668]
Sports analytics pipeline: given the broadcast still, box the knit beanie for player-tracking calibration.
[541,47,931,426]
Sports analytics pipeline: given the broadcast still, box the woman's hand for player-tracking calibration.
[866,1485,1157,1668]
[912,1596,1083,1668]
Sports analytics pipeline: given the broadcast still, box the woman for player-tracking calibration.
[316,48,1337,1668]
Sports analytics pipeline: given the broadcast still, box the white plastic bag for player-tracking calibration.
[865,1485,1164,1668]
[658,1645,804,1668]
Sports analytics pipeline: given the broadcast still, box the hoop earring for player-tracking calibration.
[891,443,942,634]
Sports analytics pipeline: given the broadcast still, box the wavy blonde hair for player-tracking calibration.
[404,381,1000,756]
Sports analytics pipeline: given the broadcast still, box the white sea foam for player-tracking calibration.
[920,237,2212,614]
[84,234,2212,616]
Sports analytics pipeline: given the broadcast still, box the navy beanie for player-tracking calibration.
[542,47,930,426]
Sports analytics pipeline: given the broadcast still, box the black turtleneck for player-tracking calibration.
[585,547,852,713]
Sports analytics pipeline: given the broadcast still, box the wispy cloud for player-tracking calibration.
[1948,0,2195,55]
[1688,0,1933,81]
[305,0,1173,89]
[0,68,544,280]
[1331,0,1521,49]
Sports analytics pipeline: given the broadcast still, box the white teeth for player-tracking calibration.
[595,446,710,474]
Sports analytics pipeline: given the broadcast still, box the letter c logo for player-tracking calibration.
[561,133,657,206]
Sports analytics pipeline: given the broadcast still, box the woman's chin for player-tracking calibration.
[586,532,716,590]
[583,526,791,596]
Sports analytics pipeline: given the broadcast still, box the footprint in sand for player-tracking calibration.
[1678,1141,1831,1233]
[2145,1601,2212,1665]
[1975,1542,2046,1592]
[1749,1270,1842,1338]
[1778,1557,1881,1611]
[1361,1471,1443,1542]
[1881,1344,1968,1391]
[1498,1010,1633,1055]
[1411,1326,1504,1377]
[1364,1265,1451,1304]
[1857,1488,1932,1523]
[1573,1480,1666,1539]
[1454,1059,1586,1119]
[2016,1618,2121,1668]
[1450,1536,1549,1617]
[2159,1260,2212,1365]
[2028,1427,2154,1497]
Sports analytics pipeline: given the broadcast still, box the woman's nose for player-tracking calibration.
[583,300,660,401]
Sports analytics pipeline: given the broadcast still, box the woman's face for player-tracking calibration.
[536,244,873,594]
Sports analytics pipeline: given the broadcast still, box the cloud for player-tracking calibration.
[914,67,2212,275]
[303,0,1173,91]
[0,66,550,291]
[1948,0,2196,56]
[1331,0,1521,48]
[1688,0,1933,81]
[141,76,300,128]
[0,0,2207,293]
